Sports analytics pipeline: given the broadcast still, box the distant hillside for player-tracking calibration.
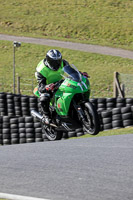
[0,0,133,50]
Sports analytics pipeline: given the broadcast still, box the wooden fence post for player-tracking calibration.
[113,72,124,98]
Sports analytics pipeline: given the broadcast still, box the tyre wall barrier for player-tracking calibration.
[0,92,133,145]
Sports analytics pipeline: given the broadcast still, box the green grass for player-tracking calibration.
[0,40,133,96]
[0,0,133,50]
[72,126,133,139]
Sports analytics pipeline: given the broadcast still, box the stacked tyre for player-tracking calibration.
[116,98,126,108]
[7,94,15,117]
[122,106,133,128]
[14,94,22,117]
[19,117,26,144]
[29,96,38,113]
[100,110,112,131]
[97,98,106,112]
[2,116,11,145]
[0,93,7,116]
[34,118,43,142]
[0,116,3,145]
[106,98,116,110]
[126,98,133,107]
[10,117,19,144]
[112,108,123,129]
[21,96,30,116]
[25,116,35,143]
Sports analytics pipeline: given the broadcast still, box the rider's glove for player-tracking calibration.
[45,83,55,92]
[80,71,89,78]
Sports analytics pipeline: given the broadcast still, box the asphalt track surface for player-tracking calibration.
[0,134,133,200]
[0,34,133,59]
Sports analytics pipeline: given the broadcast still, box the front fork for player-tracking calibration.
[73,100,85,121]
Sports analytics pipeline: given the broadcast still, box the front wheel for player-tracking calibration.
[82,102,100,135]
[42,126,63,141]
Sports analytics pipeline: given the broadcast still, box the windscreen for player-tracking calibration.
[63,65,81,82]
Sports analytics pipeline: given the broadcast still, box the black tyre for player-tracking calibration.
[35,132,42,138]
[116,98,125,103]
[3,116,10,123]
[10,124,18,129]
[106,98,116,103]
[42,125,63,141]
[26,133,35,138]
[19,123,25,128]
[20,138,26,143]
[82,102,100,135]
[26,138,35,143]
[116,103,125,108]
[34,122,41,128]
[126,98,133,104]
[122,113,132,120]
[3,139,11,145]
[10,129,18,134]
[10,118,18,124]
[11,133,19,138]
[18,117,25,123]
[76,132,84,137]
[103,123,112,131]
[121,106,131,114]
[102,117,112,124]
[98,98,106,103]
[112,120,123,129]
[106,102,116,108]
[123,119,133,127]
[101,110,112,118]
[112,114,122,121]
[68,131,76,138]
[19,133,26,138]
[25,123,34,128]
[112,108,121,115]
[35,138,43,142]
[35,127,42,133]
[62,132,68,139]
[29,97,37,103]
[11,138,19,144]
[3,123,10,128]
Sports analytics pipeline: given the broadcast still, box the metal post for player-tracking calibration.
[13,45,15,94]
[17,76,20,94]
[13,41,21,94]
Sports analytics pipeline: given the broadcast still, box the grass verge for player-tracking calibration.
[0,0,133,50]
[72,127,133,139]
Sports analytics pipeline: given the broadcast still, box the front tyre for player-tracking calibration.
[82,102,100,135]
[42,126,63,141]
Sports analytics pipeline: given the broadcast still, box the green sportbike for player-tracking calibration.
[31,64,100,141]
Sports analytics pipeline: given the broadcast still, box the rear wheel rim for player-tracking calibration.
[83,109,95,134]
[46,127,56,140]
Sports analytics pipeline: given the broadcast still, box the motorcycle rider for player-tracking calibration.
[35,49,69,125]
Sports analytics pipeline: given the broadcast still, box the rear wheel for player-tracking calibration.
[82,102,100,135]
[42,125,63,141]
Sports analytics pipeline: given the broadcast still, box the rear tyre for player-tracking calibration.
[82,102,100,135]
[42,125,63,141]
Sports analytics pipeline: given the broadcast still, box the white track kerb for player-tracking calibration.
[0,193,50,200]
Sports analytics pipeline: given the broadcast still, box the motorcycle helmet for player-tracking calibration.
[45,49,62,71]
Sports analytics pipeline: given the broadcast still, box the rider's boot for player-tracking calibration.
[42,113,51,125]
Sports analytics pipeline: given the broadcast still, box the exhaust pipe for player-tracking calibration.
[31,110,43,122]
[31,110,57,128]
